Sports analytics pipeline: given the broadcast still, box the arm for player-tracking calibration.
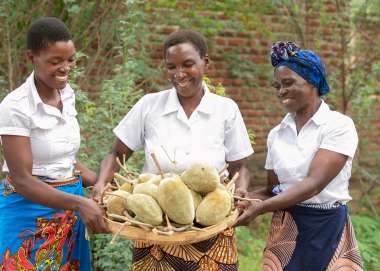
[244,170,279,201]
[1,135,108,233]
[235,148,347,226]
[75,161,97,187]
[92,139,134,201]
[228,158,250,197]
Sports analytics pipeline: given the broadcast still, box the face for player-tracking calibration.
[28,40,76,92]
[165,42,208,99]
[272,66,319,114]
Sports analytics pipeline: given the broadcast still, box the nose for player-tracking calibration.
[59,61,75,72]
[173,67,186,80]
[278,86,288,97]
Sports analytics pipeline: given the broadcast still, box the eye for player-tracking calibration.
[183,61,195,68]
[282,79,294,87]
[49,60,61,65]
[166,64,175,70]
[272,83,280,90]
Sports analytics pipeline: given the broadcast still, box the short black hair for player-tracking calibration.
[27,17,72,54]
[163,30,208,58]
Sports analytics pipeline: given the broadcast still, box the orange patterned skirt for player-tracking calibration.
[132,227,237,271]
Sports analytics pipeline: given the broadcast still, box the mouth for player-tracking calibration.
[174,78,192,88]
[55,75,68,83]
[281,98,291,105]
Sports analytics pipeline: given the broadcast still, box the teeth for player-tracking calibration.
[177,79,190,87]
[55,75,68,82]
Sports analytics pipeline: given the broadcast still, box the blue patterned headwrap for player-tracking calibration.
[271,41,330,96]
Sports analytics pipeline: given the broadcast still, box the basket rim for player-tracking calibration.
[106,209,239,245]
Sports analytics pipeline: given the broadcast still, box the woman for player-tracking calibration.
[0,17,108,271]
[94,30,254,270]
[235,41,363,271]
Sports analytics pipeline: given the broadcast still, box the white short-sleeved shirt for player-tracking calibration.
[114,84,254,174]
[265,100,358,204]
[0,72,80,179]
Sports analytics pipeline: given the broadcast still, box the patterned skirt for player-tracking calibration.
[263,205,363,271]
[0,175,91,271]
[132,227,237,271]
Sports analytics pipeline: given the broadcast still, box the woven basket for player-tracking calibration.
[106,209,239,245]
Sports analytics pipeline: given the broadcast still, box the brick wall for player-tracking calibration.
[144,2,372,184]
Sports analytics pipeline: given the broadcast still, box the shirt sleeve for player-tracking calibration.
[0,99,31,136]
[264,129,275,170]
[113,96,146,151]
[320,115,358,158]
[225,101,254,161]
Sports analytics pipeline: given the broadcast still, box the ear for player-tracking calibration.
[26,50,35,63]
[203,54,209,69]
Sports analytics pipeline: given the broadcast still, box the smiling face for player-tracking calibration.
[273,65,319,114]
[165,42,208,99]
[28,40,76,93]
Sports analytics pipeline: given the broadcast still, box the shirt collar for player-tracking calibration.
[279,100,330,129]
[27,71,75,114]
[162,82,214,116]
[310,100,330,125]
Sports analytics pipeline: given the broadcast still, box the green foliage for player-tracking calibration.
[352,215,380,270]
[91,234,133,271]
[236,214,271,271]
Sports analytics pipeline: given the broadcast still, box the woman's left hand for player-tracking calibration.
[234,200,263,226]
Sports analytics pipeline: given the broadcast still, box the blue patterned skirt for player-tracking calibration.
[0,175,91,271]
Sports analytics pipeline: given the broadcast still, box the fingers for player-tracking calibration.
[234,211,250,227]
[235,188,247,198]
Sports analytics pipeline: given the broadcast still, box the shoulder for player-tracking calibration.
[267,124,282,143]
[140,89,171,104]
[208,93,240,114]
[0,82,31,114]
[323,109,356,132]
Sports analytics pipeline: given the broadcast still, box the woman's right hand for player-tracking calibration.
[92,181,106,203]
[77,197,109,233]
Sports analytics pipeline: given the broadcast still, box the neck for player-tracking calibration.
[34,75,58,102]
[178,87,204,118]
[295,98,322,132]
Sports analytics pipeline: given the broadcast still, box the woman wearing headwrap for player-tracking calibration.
[235,42,363,271]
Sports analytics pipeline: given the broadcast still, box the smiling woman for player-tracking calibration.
[235,41,363,271]
[0,17,108,271]
[94,29,254,271]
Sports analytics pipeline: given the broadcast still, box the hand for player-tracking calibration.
[234,187,247,198]
[92,181,106,203]
[77,197,109,233]
[234,200,263,227]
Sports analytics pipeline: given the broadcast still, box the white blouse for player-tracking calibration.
[265,100,358,204]
[0,72,80,179]
[114,84,254,174]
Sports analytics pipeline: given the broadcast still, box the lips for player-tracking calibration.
[281,98,292,105]
[55,75,68,82]
[174,78,192,88]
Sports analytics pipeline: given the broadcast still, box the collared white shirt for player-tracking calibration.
[0,72,80,179]
[265,100,358,204]
[265,101,358,204]
[114,84,254,174]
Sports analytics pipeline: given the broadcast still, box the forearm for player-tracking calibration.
[260,177,320,214]
[247,186,273,201]
[75,161,97,187]
[97,153,120,185]
[234,166,250,191]
[11,174,83,211]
